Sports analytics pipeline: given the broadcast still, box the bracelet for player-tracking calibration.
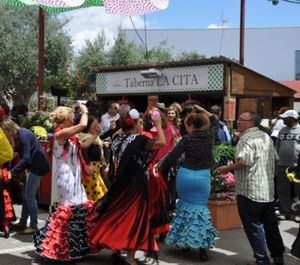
[82,111,89,115]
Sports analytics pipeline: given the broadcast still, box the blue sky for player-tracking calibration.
[64,0,300,50]
[146,0,300,29]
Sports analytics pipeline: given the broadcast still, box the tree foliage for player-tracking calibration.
[75,29,176,94]
[75,31,109,96]
[147,40,173,63]
[176,50,205,61]
[109,28,145,65]
[0,3,72,105]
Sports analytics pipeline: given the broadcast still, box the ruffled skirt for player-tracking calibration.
[166,167,217,248]
[91,194,158,252]
[3,189,15,221]
[166,200,218,248]
[34,200,98,261]
[149,165,170,235]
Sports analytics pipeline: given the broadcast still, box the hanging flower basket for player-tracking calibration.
[50,86,69,97]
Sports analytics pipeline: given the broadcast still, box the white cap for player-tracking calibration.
[129,109,140,120]
[279,110,299,119]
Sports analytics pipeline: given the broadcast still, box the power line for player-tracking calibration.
[219,10,228,55]
[144,15,149,62]
[129,16,149,61]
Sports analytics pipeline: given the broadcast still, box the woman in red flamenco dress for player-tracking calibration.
[0,168,15,238]
[91,110,166,265]
[144,108,180,239]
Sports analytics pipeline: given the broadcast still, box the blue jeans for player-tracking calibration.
[20,171,41,229]
[237,195,285,265]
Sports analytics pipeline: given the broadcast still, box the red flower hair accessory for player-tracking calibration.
[124,117,135,126]
[0,107,7,121]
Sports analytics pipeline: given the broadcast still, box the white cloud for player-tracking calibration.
[60,7,150,51]
[207,23,229,29]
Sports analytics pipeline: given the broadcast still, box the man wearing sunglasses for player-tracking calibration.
[218,111,284,265]
[100,101,120,134]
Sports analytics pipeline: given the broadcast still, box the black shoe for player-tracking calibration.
[4,231,9,238]
[158,234,166,242]
[111,253,123,265]
[111,254,133,265]
[199,248,209,262]
[182,247,190,252]
[272,257,284,265]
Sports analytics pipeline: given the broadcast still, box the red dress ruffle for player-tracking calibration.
[91,194,158,252]
[148,166,170,235]
[1,169,15,222]
[34,200,98,261]
[3,189,15,220]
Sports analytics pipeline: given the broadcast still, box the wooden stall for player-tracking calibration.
[95,56,294,120]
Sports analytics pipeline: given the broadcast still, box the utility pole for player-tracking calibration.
[239,0,245,65]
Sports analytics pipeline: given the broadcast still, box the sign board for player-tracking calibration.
[96,64,224,95]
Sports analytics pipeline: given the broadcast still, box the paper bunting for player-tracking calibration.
[104,0,169,15]
[37,0,85,7]
[1,0,169,14]
[19,0,36,5]
[1,0,103,12]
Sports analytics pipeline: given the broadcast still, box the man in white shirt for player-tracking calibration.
[100,101,120,134]
[218,111,284,265]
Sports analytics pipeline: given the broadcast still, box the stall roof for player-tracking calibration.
[95,56,232,73]
[280,80,300,98]
[95,56,295,97]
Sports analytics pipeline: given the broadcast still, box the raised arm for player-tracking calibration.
[193,105,219,133]
[55,104,88,143]
[159,138,185,171]
[81,121,101,149]
[149,114,167,150]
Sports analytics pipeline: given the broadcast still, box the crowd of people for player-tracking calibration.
[0,96,299,265]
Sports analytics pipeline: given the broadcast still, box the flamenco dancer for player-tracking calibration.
[0,124,14,238]
[91,109,166,265]
[34,105,98,261]
[0,168,15,238]
[78,116,108,202]
[144,95,174,239]
[159,105,218,262]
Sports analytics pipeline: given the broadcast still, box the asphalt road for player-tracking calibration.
[0,205,299,265]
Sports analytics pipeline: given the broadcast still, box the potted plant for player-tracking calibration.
[208,144,242,230]
[18,111,54,141]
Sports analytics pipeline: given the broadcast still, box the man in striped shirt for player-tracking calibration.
[218,112,284,265]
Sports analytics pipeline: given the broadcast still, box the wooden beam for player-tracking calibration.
[38,8,45,110]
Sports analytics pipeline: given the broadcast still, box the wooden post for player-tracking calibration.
[239,0,245,65]
[38,8,45,111]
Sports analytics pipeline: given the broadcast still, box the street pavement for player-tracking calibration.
[0,205,299,265]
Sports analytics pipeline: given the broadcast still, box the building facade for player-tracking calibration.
[124,27,300,81]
